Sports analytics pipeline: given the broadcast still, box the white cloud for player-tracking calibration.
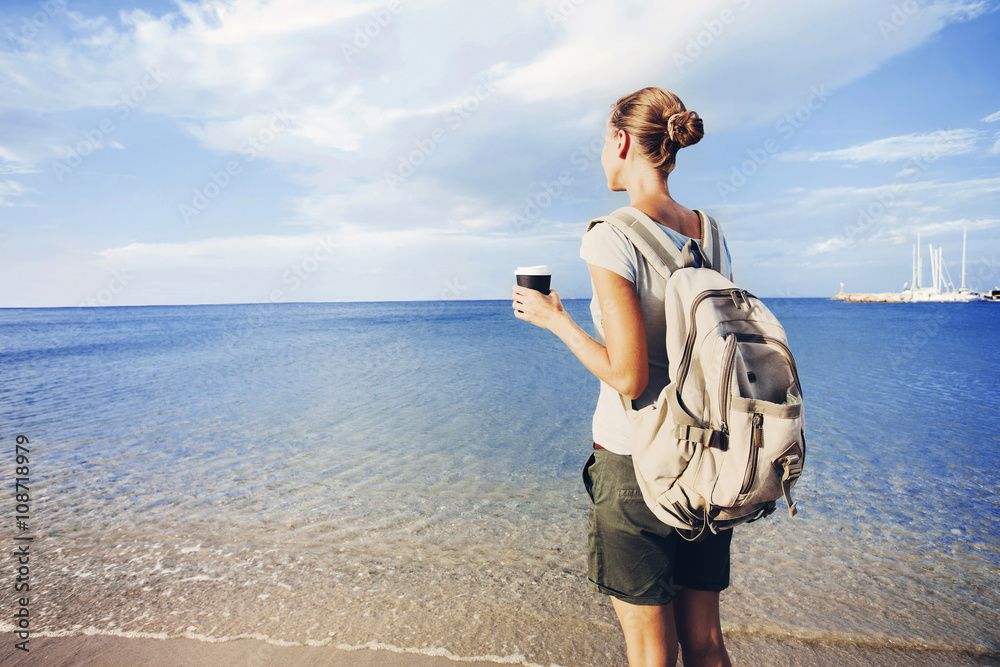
[96,226,478,269]
[726,176,1000,228]
[98,233,332,270]
[183,0,389,44]
[788,176,1000,256]
[981,109,1000,122]
[1,1,389,117]
[0,0,985,179]
[0,146,22,163]
[0,147,38,175]
[497,1,987,129]
[498,3,708,102]
[0,180,30,206]
[781,129,982,163]
[84,223,589,305]
[807,217,1000,256]
[806,237,852,256]
[895,217,1000,240]
[2,0,983,151]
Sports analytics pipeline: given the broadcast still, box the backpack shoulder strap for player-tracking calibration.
[587,207,683,281]
[697,210,724,275]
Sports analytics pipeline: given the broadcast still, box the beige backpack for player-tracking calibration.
[588,208,806,541]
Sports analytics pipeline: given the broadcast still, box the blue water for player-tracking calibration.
[1,299,998,664]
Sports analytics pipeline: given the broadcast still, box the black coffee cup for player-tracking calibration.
[515,265,551,295]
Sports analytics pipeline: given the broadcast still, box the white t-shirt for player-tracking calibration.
[579,215,733,454]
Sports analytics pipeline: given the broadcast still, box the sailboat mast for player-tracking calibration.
[961,226,967,291]
[916,232,922,289]
[929,243,936,291]
[939,247,944,291]
[937,247,944,291]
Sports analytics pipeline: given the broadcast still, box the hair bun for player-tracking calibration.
[665,110,704,148]
[609,87,702,176]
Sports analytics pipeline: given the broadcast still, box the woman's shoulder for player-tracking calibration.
[581,217,633,254]
[580,218,639,282]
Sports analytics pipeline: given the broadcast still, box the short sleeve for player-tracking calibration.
[580,223,638,284]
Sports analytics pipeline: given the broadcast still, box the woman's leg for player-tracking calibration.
[672,589,732,667]
[610,597,678,667]
[585,450,680,665]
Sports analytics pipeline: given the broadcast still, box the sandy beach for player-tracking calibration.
[3,633,998,667]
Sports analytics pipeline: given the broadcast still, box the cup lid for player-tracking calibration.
[515,265,550,275]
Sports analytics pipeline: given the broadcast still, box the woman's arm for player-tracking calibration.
[512,264,648,400]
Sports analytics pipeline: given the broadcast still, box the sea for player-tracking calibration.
[1,299,998,666]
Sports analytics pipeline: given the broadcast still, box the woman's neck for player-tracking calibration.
[627,176,700,239]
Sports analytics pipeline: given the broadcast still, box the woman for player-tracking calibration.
[512,87,734,667]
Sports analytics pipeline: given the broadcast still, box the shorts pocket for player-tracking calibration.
[582,452,597,502]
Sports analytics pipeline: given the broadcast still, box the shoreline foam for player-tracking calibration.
[2,630,997,667]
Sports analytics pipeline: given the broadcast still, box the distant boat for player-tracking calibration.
[901,228,981,302]
[834,227,991,303]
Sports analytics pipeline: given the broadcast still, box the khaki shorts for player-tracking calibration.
[583,448,733,606]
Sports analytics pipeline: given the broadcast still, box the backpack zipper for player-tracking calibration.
[676,288,753,390]
[718,334,738,437]
[740,413,764,495]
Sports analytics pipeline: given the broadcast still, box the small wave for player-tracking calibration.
[335,641,563,666]
[0,624,566,666]
[725,623,1000,658]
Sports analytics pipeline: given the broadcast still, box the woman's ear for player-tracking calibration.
[616,130,630,160]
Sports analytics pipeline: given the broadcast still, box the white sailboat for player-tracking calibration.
[837,229,990,302]
[904,228,981,302]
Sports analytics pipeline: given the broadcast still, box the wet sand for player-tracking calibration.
[4,633,998,667]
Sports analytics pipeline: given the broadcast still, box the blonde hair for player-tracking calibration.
[608,87,704,177]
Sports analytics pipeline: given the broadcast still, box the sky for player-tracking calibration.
[1,0,998,307]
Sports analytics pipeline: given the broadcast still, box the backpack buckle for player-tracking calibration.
[781,454,802,481]
[779,454,802,517]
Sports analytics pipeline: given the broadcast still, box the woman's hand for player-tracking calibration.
[511,266,646,399]
[512,286,565,330]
